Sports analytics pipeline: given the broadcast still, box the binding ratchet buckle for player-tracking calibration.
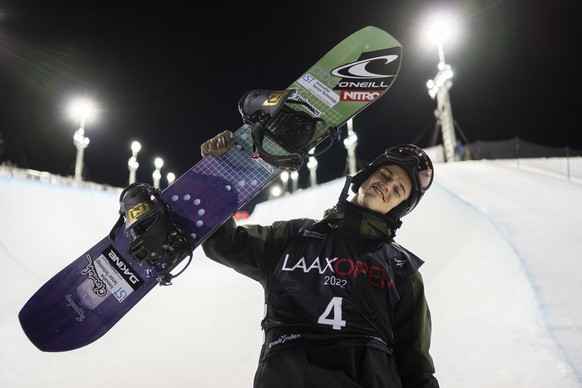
[109,182,193,285]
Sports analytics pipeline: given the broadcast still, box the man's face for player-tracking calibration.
[353,165,412,214]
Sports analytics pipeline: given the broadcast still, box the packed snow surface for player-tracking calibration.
[1,158,581,387]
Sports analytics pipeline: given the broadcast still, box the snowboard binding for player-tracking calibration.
[109,182,193,285]
[239,89,341,170]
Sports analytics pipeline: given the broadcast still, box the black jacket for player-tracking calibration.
[203,201,439,387]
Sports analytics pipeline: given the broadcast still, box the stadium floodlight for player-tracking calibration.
[307,147,318,187]
[270,185,282,199]
[69,99,96,181]
[290,171,299,193]
[167,172,176,186]
[128,141,141,185]
[425,13,459,162]
[426,13,459,66]
[280,170,289,196]
[343,118,358,176]
[152,157,164,189]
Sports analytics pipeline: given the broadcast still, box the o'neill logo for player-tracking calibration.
[331,47,401,102]
[331,54,399,79]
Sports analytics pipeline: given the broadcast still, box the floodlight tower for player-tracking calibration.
[70,100,95,181]
[290,171,299,193]
[426,15,458,162]
[269,184,282,199]
[152,157,164,189]
[167,172,176,186]
[280,171,289,196]
[128,141,141,185]
[307,147,318,187]
[343,118,358,176]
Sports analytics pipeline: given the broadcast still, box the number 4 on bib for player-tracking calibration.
[318,297,347,330]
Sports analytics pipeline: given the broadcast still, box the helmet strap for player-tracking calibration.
[338,175,353,206]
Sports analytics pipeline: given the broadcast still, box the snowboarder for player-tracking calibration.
[201,130,439,388]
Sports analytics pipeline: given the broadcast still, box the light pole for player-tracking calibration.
[307,147,318,187]
[152,157,164,189]
[426,15,458,162]
[280,171,289,196]
[128,141,141,185]
[343,118,358,176]
[269,184,283,199]
[70,100,95,181]
[167,172,176,186]
[290,171,299,193]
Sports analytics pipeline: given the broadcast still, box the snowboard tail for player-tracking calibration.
[19,26,402,352]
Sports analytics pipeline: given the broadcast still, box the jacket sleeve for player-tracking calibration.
[201,217,292,286]
[392,271,440,388]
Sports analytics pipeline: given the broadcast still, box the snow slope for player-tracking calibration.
[1,158,581,387]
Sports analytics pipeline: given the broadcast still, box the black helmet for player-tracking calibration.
[351,144,434,219]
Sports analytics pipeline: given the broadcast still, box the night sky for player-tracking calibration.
[0,0,580,189]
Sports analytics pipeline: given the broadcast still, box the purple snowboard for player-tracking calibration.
[18,129,277,352]
[19,26,402,351]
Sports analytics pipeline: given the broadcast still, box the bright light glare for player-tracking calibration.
[426,14,458,45]
[131,141,142,154]
[128,156,139,169]
[154,157,164,169]
[270,185,282,198]
[69,99,96,121]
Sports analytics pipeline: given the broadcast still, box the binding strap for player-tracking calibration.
[251,121,304,170]
[239,88,341,170]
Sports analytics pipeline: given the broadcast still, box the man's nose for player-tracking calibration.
[379,177,392,190]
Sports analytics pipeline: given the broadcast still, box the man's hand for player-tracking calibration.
[201,130,234,157]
